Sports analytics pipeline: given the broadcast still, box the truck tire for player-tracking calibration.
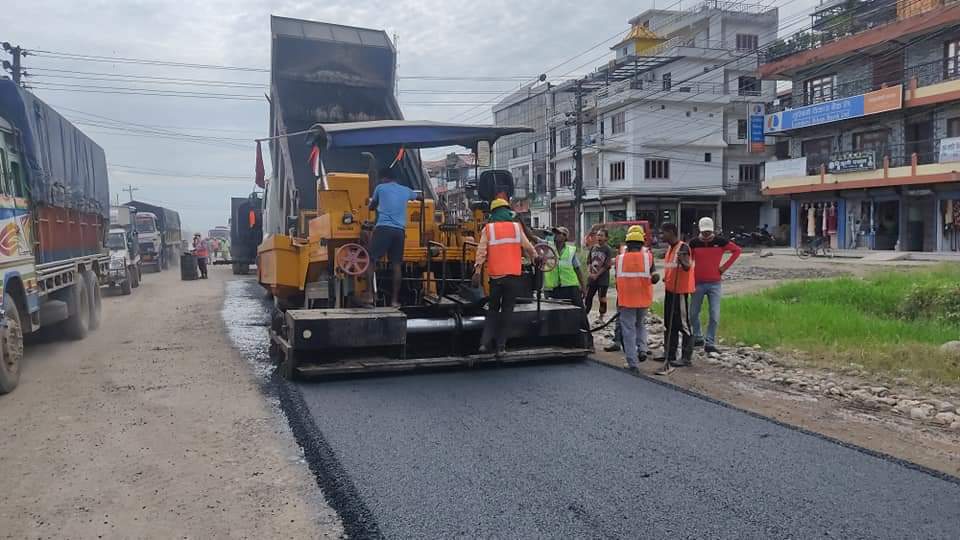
[0,293,24,394]
[131,266,140,288]
[64,278,90,340]
[121,269,133,295]
[82,270,102,331]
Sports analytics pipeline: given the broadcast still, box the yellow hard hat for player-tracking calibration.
[626,229,645,243]
[627,225,643,234]
[489,198,510,211]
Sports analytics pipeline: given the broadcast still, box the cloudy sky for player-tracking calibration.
[2,0,816,233]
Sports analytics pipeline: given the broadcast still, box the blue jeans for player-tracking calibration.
[690,281,722,346]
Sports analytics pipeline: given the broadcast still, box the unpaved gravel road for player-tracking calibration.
[0,267,342,539]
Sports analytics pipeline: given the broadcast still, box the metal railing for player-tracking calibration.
[801,139,942,175]
[762,2,901,63]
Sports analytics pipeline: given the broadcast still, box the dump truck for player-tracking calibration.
[106,205,142,294]
[230,194,262,275]
[0,80,109,393]
[127,201,182,271]
[259,18,590,379]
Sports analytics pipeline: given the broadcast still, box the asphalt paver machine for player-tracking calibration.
[258,120,591,378]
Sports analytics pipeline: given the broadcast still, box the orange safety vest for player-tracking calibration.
[486,222,523,277]
[664,241,695,294]
[194,240,208,258]
[616,249,654,308]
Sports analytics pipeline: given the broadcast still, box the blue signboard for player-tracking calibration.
[749,114,765,153]
[766,85,902,133]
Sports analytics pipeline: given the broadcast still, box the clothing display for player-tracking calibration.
[800,202,838,240]
[827,204,838,235]
[944,199,960,252]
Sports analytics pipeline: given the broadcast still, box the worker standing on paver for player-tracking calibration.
[473,198,539,355]
[688,217,742,354]
[615,227,660,374]
[365,167,419,307]
[656,222,695,375]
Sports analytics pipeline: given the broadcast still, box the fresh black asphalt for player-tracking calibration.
[225,280,960,539]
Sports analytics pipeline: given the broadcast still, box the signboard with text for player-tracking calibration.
[828,151,876,173]
[765,85,902,133]
[939,137,960,163]
[765,157,807,180]
[749,104,765,153]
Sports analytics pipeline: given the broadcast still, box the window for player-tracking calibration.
[609,161,626,181]
[0,149,7,194]
[945,39,960,79]
[511,147,519,159]
[948,117,960,137]
[662,73,672,91]
[611,112,626,134]
[644,159,669,180]
[802,137,833,174]
[549,127,557,155]
[803,75,836,104]
[775,140,790,159]
[560,128,571,148]
[737,119,748,140]
[738,164,762,183]
[736,34,759,51]
[599,120,604,135]
[704,152,712,163]
[852,129,889,154]
[738,76,760,96]
[533,141,539,153]
[559,169,572,187]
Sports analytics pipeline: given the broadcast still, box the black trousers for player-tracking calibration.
[663,291,693,362]
[197,256,208,278]
[481,276,524,349]
[584,279,609,316]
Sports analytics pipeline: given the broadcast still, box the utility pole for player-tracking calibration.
[572,79,584,245]
[123,185,139,202]
[1,43,28,86]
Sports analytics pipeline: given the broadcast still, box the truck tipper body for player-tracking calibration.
[127,200,182,271]
[107,205,142,294]
[0,79,110,393]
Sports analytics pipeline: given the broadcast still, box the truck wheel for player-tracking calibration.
[64,278,90,340]
[121,269,133,295]
[0,293,24,394]
[131,267,140,288]
[82,271,102,331]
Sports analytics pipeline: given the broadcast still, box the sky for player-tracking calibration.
[1,0,817,233]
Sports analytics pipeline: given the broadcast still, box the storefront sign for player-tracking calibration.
[765,157,807,179]
[828,151,876,173]
[749,104,765,153]
[765,85,902,133]
[938,136,960,163]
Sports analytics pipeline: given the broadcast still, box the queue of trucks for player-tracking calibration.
[0,79,183,394]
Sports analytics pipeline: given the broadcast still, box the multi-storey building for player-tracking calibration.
[492,83,551,227]
[543,1,779,240]
[760,0,960,253]
[425,153,476,218]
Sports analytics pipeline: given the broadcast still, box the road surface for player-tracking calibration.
[0,268,341,538]
[223,281,960,539]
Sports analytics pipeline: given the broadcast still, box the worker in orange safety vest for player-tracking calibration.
[614,227,660,374]
[472,198,539,356]
[656,222,695,375]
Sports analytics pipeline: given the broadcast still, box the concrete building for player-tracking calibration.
[760,0,960,253]
[544,1,779,240]
[424,153,476,219]
[492,84,552,227]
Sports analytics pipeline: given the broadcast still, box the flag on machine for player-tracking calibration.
[254,141,266,188]
[308,145,321,177]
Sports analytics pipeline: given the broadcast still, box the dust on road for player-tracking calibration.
[0,267,342,539]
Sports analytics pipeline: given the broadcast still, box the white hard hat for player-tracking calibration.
[698,217,715,232]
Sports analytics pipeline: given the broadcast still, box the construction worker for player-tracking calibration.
[365,167,418,307]
[615,227,659,374]
[584,228,613,324]
[473,198,539,355]
[605,225,644,353]
[656,222,695,375]
[193,233,209,279]
[543,226,585,305]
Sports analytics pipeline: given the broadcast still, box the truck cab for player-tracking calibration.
[106,226,141,294]
[136,212,162,270]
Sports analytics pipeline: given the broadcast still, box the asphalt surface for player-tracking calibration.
[227,279,960,539]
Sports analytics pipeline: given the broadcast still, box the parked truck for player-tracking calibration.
[230,194,262,275]
[107,205,142,294]
[127,201,182,272]
[0,80,109,394]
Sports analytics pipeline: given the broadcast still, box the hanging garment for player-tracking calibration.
[815,206,824,236]
[945,200,954,227]
[954,200,960,228]
[807,206,816,237]
[827,205,838,234]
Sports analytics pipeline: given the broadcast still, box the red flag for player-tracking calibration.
[308,145,320,177]
[254,141,265,188]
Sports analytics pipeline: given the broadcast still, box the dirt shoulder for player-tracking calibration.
[593,351,960,478]
[0,266,342,538]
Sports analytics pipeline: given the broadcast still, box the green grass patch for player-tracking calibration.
[706,264,960,386]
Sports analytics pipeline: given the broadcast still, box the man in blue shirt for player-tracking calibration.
[366,167,418,306]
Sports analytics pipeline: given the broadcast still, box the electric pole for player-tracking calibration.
[572,79,584,245]
[123,185,140,202]
[1,43,28,86]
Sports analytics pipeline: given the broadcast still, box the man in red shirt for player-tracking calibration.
[688,217,741,354]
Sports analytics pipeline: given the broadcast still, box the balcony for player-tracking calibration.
[763,139,960,195]
[593,79,728,111]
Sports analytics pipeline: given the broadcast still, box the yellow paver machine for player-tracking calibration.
[258,120,591,378]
